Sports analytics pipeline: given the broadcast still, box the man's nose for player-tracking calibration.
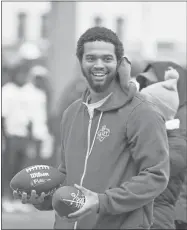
[93,59,104,70]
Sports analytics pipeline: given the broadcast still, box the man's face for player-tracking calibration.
[81,41,118,93]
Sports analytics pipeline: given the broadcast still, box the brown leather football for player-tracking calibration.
[52,186,85,217]
[10,165,65,196]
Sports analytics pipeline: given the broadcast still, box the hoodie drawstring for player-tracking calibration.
[74,112,103,230]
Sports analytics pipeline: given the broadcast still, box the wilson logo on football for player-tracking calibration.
[30,172,49,179]
[62,190,85,209]
[31,178,51,187]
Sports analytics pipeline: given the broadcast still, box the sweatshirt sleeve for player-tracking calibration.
[98,102,170,215]
[34,113,67,211]
[167,129,187,177]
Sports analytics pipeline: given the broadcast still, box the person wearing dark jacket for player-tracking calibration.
[135,61,187,229]
[13,27,169,229]
[175,101,187,229]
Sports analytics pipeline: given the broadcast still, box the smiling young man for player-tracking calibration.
[14,27,170,229]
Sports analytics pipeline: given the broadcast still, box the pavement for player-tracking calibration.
[2,210,55,229]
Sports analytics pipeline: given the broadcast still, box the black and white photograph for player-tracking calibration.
[1,1,187,229]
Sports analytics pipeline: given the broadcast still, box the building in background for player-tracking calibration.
[3,2,186,63]
[2,2,50,45]
[2,2,50,86]
[76,2,186,66]
[2,2,186,107]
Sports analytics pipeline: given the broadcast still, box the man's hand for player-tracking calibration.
[117,56,132,91]
[13,190,46,205]
[117,56,138,101]
[67,184,99,222]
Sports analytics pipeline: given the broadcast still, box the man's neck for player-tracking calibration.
[89,80,116,103]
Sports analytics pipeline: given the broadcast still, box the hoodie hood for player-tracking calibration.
[138,61,187,108]
[81,79,136,112]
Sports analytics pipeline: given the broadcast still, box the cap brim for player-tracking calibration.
[136,71,158,83]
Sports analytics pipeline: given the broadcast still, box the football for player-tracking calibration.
[10,165,65,197]
[52,186,85,217]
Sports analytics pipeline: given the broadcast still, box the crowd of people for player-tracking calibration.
[2,63,54,213]
[2,26,187,229]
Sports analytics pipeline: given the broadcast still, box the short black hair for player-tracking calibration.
[76,27,124,62]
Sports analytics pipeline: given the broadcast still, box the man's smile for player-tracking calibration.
[91,72,108,81]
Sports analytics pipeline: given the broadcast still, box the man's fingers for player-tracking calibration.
[29,190,40,203]
[31,190,37,197]
[68,205,89,218]
[22,192,28,204]
[118,56,131,68]
[38,192,45,203]
[123,56,131,65]
[68,208,91,220]
[62,216,76,223]
[68,209,84,219]
[13,190,20,199]
[13,189,45,205]
[117,56,132,91]
[74,184,88,194]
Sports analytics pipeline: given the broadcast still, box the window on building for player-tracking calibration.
[41,13,49,39]
[94,16,103,27]
[157,41,175,51]
[116,17,124,41]
[17,12,27,41]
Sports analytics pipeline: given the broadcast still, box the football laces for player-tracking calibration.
[63,197,85,209]
[26,165,50,173]
[62,191,85,209]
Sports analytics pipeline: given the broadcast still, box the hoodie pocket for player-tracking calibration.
[120,208,150,230]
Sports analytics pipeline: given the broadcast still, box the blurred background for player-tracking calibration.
[1,2,186,229]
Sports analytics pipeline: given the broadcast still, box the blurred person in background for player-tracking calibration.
[2,63,53,213]
[24,65,54,164]
[175,171,187,229]
[136,61,187,229]
[2,57,11,87]
[174,100,187,229]
[2,62,32,213]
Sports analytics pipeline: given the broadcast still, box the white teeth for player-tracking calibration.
[93,73,106,77]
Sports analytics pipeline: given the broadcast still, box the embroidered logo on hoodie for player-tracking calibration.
[97,125,110,142]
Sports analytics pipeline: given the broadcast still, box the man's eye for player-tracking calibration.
[104,57,113,62]
[86,56,94,62]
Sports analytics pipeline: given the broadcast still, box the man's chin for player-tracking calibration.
[88,77,116,93]
[91,84,107,93]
